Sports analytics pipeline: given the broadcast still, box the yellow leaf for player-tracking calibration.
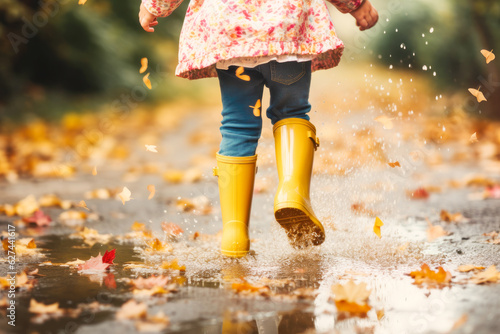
[76,200,90,211]
[145,144,157,153]
[139,57,148,74]
[118,187,132,205]
[78,0,88,5]
[468,87,487,103]
[27,239,37,249]
[131,221,146,231]
[235,66,250,81]
[29,299,61,314]
[147,185,155,200]
[249,99,261,117]
[469,265,500,284]
[373,217,384,238]
[143,73,152,89]
[15,195,39,217]
[480,49,495,64]
[408,264,452,286]
[469,132,478,143]
[161,259,186,271]
[331,280,371,304]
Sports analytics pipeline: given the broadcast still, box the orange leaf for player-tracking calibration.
[78,0,88,5]
[440,210,463,223]
[76,200,90,211]
[427,219,450,241]
[388,161,401,168]
[480,49,495,64]
[118,187,132,205]
[147,185,155,200]
[373,217,384,238]
[161,259,186,271]
[407,187,429,200]
[468,87,487,103]
[249,99,261,117]
[334,300,371,315]
[161,222,183,237]
[469,265,500,284]
[27,239,37,249]
[408,264,452,286]
[235,67,250,81]
[143,73,152,89]
[469,132,478,143]
[139,57,148,73]
[457,265,485,272]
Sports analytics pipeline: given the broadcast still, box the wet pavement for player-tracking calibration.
[1,69,500,334]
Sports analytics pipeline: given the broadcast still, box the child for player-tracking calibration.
[139,0,378,257]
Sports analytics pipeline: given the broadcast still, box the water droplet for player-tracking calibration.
[430,27,434,33]
[389,65,393,69]
[433,71,437,76]
[395,28,398,32]
[422,33,425,37]
[422,65,428,71]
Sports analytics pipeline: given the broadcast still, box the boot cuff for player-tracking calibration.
[273,118,316,133]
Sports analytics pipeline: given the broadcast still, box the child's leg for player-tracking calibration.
[259,61,325,248]
[260,61,312,124]
[216,66,265,157]
[214,66,265,258]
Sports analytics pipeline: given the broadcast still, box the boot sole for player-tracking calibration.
[275,207,325,249]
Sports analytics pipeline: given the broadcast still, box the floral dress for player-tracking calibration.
[142,0,365,79]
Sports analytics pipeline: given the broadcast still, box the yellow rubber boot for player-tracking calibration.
[273,118,325,248]
[213,153,257,258]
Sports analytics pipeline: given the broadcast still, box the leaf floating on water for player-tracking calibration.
[388,161,400,168]
[469,132,478,143]
[145,144,157,153]
[249,99,261,117]
[102,249,116,264]
[468,87,487,103]
[139,57,148,73]
[29,299,62,315]
[408,264,452,286]
[480,49,495,64]
[373,217,384,238]
[235,66,251,81]
[143,73,152,89]
[118,187,132,205]
[23,209,52,227]
[78,253,111,271]
[147,184,155,200]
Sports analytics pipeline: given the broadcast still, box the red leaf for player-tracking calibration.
[102,249,116,264]
[23,209,52,227]
[104,273,117,289]
[78,253,110,271]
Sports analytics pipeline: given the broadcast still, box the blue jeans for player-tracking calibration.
[216,61,312,157]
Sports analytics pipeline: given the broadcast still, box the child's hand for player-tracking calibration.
[350,0,378,31]
[139,3,159,32]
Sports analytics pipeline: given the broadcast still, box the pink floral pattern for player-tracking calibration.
[142,0,365,80]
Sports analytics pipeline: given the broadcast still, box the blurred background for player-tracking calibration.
[0,0,499,123]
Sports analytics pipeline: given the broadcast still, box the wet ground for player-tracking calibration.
[1,68,500,334]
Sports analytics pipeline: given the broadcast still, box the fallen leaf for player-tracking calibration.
[160,259,186,271]
[457,265,485,272]
[76,200,90,211]
[469,265,500,284]
[78,253,111,271]
[376,309,385,320]
[388,161,401,168]
[480,49,495,64]
[70,227,112,246]
[232,278,270,296]
[23,209,52,227]
[29,299,62,314]
[145,144,157,153]
[130,275,170,289]
[59,210,87,225]
[161,222,183,239]
[374,115,394,129]
[147,185,155,200]
[407,187,429,199]
[235,67,250,81]
[143,73,152,89]
[440,210,463,223]
[373,217,384,238]
[116,300,147,320]
[102,249,116,264]
[78,0,88,5]
[331,280,371,316]
[135,311,170,332]
[427,219,450,241]
[250,99,261,117]
[118,186,132,205]
[468,87,487,103]
[14,195,39,217]
[408,264,452,286]
[483,231,500,244]
[139,57,148,73]
[469,132,478,143]
[27,239,36,249]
